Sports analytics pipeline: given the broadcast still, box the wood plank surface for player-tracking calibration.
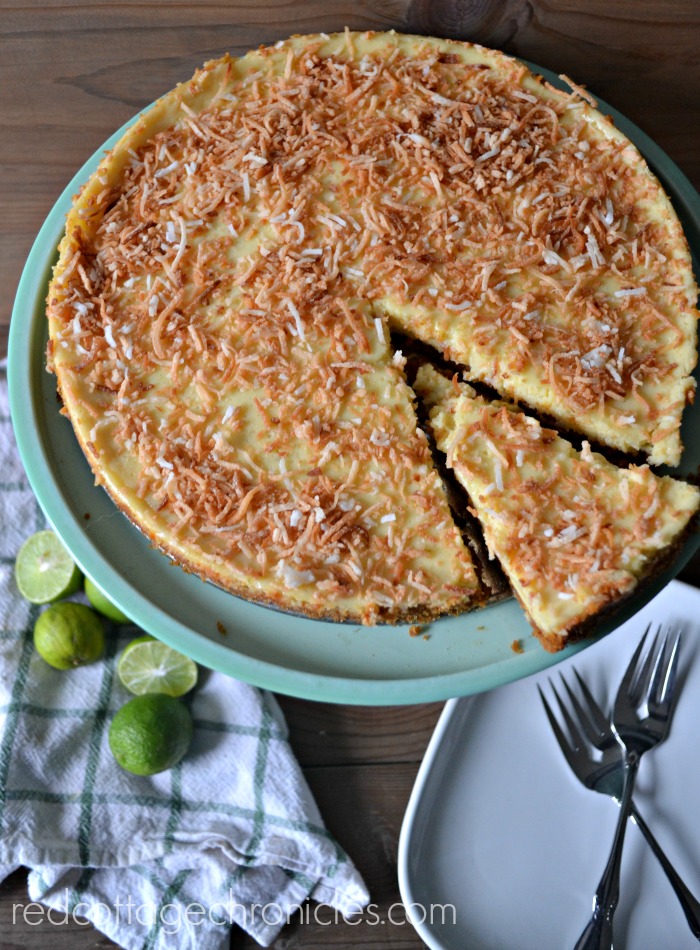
[1,2,699,948]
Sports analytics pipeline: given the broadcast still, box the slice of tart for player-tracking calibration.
[415,365,700,650]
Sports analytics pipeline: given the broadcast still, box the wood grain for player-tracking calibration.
[2,3,700,947]
[406,0,533,45]
[278,699,443,767]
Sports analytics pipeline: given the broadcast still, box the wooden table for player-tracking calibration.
[1,2,699,946]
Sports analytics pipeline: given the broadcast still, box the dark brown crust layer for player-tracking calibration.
[400,335,511,601]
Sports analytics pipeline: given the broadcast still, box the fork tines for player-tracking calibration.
[615,623,682,718]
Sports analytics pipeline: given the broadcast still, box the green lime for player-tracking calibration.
[109,694,193,775]
[117,636,198,697]
[15,530,82,604]
[33,602,105,669]
[84,576,131,624]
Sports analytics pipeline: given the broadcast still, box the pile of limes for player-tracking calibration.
[14,530,198,775]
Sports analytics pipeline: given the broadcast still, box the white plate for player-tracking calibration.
[398,579,700,949]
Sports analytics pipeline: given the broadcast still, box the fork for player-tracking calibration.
[572,625,682,949]
[540,666,700,938]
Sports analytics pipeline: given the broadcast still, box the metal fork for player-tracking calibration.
[572,625,682,949]
[540,665,700,939]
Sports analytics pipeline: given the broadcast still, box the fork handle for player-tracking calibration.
[574,753,640,950]
[630,802,700,939]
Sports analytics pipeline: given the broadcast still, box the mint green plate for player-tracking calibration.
[8,67,700,704]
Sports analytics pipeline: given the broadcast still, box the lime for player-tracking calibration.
[117,636,198,697]
[33,602,105,669]
[109,694,193,775]
[84,576,131,624]
[15,530,82,604]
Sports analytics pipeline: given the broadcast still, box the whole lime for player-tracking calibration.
[84,577,131,624]
[33,602,105,669]
[109,694,193,776]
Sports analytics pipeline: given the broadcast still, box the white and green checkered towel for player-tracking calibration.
[0,365,369,948]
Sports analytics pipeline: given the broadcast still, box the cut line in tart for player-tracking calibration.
[415,364,700,651]
[44,30,699,639]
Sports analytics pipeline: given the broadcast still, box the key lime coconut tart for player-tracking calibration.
[44,30,700,650]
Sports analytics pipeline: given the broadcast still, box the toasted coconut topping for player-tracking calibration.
[46,31,699,621]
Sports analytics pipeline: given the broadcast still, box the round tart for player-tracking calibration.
[46,31,699,633]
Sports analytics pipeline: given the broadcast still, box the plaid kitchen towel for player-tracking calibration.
[0,363,369,948]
